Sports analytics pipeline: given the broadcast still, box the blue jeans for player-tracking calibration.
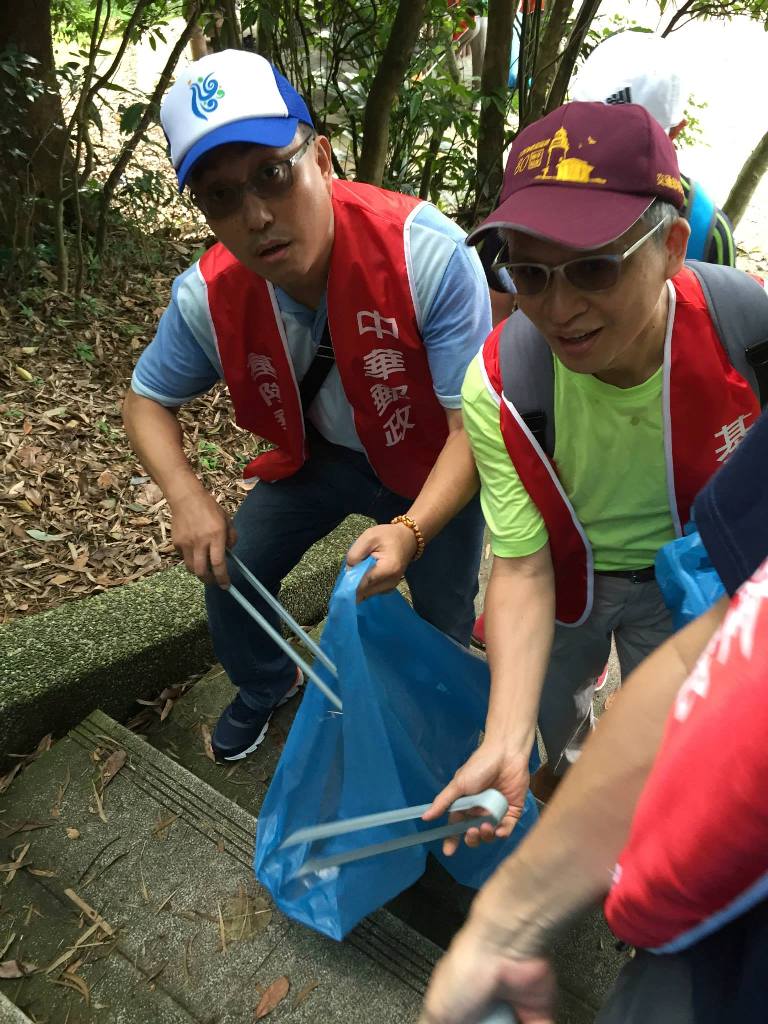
[205,432,484,711]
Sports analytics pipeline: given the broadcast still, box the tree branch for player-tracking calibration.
[357,0,428,185]
[95,3,201,256]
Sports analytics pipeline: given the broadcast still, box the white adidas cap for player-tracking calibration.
[160,49,313,189]
[571,32,687,132]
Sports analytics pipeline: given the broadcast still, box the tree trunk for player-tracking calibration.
[256,0,280,64]
[475,0,515,218]
[357,0,428,185]
[218,0,242,49]
[723,129,768,230]
[0,0,71,204]
[543,0,604,116]
[523,0,575,127]
[184,0,208,60]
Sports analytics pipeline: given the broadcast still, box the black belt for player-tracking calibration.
[596,566,656,584]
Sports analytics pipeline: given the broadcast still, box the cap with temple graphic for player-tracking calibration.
[161,49,313,190]
[467,101,684,251]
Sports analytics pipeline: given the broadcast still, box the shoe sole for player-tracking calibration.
[218,718,271,762]
[216,672,305,762]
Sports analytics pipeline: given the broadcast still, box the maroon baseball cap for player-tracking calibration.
[467,101,684,251]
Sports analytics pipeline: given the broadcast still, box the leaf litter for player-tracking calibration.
[0,265,265,624]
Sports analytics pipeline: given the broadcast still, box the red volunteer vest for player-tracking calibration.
[605,558,768,952]
[482,268,760,625]
[199,180,448,500]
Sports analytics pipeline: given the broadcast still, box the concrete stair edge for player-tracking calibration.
[0,991,33,1023]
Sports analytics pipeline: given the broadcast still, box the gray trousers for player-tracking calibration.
[539,576,673,773]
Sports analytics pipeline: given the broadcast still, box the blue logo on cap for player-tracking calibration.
[189,73,225,121]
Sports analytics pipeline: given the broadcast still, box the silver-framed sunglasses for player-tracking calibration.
[191,131,316,219]
[492,216,669,296]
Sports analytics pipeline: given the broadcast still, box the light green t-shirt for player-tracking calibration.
[462,353,677,571]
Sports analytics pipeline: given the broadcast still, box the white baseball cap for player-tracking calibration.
[160,49,313,189]
[571,32,687,132]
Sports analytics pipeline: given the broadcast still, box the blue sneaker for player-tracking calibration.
[211,669,304,762]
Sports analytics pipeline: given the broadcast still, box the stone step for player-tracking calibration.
[0,710,442,1023]
[139,666,627,1022]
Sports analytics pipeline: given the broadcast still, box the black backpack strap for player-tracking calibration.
[299,320,335,414]
[498,310,556,456]
[687,261,768,408]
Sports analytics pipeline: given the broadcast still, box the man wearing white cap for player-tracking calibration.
[122,50,491,761]
[572,30,735,267]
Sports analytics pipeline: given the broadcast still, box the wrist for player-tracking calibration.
[164,471,206,508]
[390,514,425,560]
[469,858,556,959]
[483,722,536,759]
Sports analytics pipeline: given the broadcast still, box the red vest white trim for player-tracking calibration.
[481,269,761,626]
[198,179,448,500]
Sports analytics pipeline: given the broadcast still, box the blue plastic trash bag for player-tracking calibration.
[254,557,539,940]
[655,524,726,631]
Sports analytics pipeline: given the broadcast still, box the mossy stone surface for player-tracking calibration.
[0,516,369,767]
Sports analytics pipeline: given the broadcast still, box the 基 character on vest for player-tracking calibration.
[349,99,765,845]
[123,50,491,763]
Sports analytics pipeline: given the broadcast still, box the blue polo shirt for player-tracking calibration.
[131,203,491,452]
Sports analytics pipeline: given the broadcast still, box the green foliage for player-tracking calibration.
[677,94,708,149]
[197,440,221,472]
[50,0,170,42]
[5,0,767,297]
[237,0,501,219]
[74,341,96,362]
[658,0,768,33]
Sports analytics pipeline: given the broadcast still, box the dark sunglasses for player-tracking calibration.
[191,132,316,220]
[492,217,669,296]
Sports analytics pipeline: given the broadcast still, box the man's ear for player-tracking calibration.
[315,135,334,186]
[665,216,690,277]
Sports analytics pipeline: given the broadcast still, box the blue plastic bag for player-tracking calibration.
[254,558,539,940]
[655,524,726,630]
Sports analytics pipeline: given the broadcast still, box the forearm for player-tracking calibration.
[406,425,479,542]
[471,596,730,952]
[483,548,555,753]
[122,390,203,504]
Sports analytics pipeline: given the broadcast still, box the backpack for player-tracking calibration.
[684,180,717,262]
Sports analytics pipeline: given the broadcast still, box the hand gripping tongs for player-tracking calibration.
[281,787,509,877]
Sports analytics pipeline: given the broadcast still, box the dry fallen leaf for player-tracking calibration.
[96,469,118,490]
[292,978,320,1009]
[100,748,127,787]
[254,976,290,1019]
[53,969,91,1005]
[0,959,38,979]
[152,813,179,839]
[66,828,81,840]
[200,723,215,762]
[2,842,30,885]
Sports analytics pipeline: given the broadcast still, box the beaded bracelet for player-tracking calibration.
[390,514,425,561]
